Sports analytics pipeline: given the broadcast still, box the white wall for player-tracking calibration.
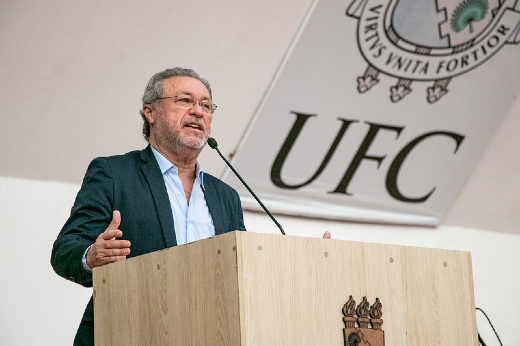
[0,176,517,345]
[0,177,91,346]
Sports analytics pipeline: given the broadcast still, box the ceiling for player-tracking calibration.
[1,0,519,234]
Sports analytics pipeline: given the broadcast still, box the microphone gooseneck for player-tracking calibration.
[208,137,286,235]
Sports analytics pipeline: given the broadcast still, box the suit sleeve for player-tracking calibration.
[51,157,114,287]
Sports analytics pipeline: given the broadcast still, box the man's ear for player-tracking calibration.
[142,104,155,125]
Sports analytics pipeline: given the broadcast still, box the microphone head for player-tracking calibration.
[207,137,218,149]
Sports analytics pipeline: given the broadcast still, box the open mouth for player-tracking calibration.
[184,122,204,131]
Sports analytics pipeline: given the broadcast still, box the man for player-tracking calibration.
[51,68,246,346]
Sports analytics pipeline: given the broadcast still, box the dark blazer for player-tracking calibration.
[51,146,245,345]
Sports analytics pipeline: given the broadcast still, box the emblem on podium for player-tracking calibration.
[342,296,384,346]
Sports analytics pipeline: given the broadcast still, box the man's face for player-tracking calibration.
[146,76,212,155]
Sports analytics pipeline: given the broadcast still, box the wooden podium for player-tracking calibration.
[93,231,478,345]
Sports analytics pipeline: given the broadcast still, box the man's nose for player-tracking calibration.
[189,102,205,117]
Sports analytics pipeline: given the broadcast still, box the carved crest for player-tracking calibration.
[342,296,384,346]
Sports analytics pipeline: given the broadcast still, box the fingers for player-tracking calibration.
[100,238,131,253]
[86,210,131,269]
[100,228,123,240]
[323,231,331,239]
[87,246,130,269]
[99,244,131,258]
[88,237,131,268]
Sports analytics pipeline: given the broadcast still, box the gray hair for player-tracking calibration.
[139,67,213,141]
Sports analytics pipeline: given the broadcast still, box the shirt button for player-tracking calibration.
[176,192,181,196]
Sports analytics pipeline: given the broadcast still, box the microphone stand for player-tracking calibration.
[208,138,286,235]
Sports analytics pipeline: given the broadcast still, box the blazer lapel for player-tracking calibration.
[202,176,225,236]
[140,146,177,248]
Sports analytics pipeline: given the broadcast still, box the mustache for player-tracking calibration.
[182,117,207,131]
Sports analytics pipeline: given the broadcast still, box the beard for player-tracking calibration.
[171,128,208,150]
[153,111,211,158]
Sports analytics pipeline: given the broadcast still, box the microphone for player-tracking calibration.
[207,137,286,235]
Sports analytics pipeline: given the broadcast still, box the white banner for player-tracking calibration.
[223,0,520,226]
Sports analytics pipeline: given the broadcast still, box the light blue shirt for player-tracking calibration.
[151,146,215,245]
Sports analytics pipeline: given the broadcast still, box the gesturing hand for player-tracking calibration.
[86,210,131,269]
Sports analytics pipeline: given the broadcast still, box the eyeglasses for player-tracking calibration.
[156,95,217,115]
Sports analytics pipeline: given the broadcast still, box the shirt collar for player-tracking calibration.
[150,145,205,189]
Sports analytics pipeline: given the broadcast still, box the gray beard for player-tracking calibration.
[160,130,208,160]
[151,109,210,159]
[172,135,205,154]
